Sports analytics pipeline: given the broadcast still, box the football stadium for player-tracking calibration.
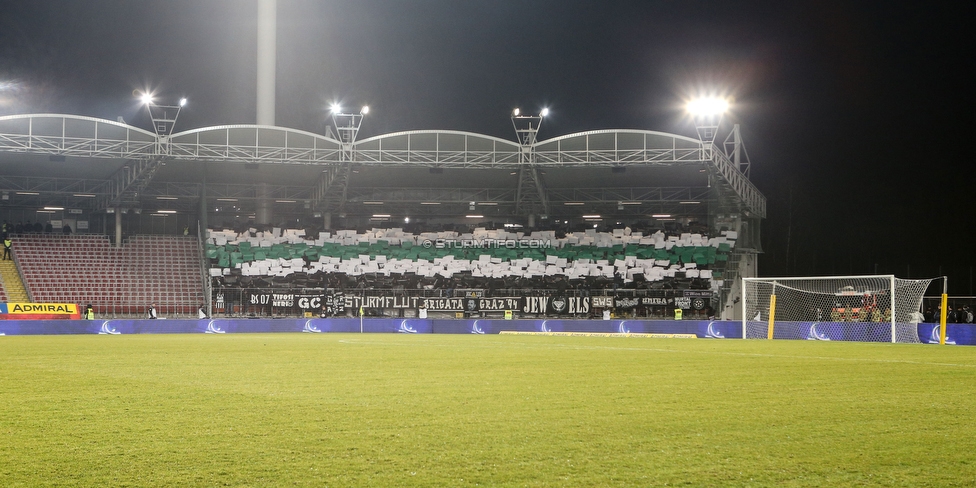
[1,2,974,486]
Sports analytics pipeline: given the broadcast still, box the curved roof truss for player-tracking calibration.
[0,113,765,217]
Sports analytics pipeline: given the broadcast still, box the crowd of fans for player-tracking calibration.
[208,223,728,298]
[2,220,72,235]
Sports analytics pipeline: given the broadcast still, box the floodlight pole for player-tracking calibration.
[512,109,550,221]
[144,100,185,155]
[511,111,544,147]
[331,109,367,162]
[692,112,723,161]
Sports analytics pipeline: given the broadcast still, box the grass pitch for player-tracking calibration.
[1,334,974,487]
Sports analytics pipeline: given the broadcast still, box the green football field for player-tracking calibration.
[1,333,974,487]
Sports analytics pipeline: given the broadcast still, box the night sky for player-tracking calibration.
[0,1,969,291]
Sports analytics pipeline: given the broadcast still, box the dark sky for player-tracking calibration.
[0,1,970,291]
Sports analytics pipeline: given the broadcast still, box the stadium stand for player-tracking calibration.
[207,226,735,296]
[12,234,205,317]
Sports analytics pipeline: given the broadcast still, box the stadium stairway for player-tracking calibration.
[0,259,29,302]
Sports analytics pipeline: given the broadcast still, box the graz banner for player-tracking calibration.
[324,293,345,315]
[423,297,521,312]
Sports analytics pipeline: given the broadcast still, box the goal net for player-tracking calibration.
[742,275,935,343]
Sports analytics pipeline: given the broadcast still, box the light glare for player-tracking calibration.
[687,97,729,116]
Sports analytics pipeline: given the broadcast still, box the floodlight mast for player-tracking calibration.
[511,108,547,146]
[141,97,184,138]
[137,92,185,154]
[330,104,368,161]
[511,108,551,221]
[688,97,728,160]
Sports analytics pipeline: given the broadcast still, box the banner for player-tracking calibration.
[0,303,80,320]
[423,298,465,311]
[233,290,706,313]
[247,293,327,313]
[614,297,641,309]
[345,296,423,310]
[521,296,590,315]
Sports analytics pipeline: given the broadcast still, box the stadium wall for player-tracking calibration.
[0,319,973,344]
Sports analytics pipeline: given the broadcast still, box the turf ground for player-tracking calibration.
[1,333,974,487]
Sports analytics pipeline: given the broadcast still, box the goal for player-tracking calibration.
[741,275,935,343]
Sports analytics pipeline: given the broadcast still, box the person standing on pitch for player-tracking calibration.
[147,304,158,319]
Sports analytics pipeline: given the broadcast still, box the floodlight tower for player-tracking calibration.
[512,108,551,225]
[138,93,188,159]
[511,107,548,146]
[687,97,728,160]
[314,104,369,229]
[331,104,369,161]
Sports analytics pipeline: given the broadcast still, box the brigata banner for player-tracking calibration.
[0,303,81,320]
[422,297,522,312]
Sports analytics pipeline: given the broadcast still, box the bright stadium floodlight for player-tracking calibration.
[511,106,546,145]
[686,97,728,117]
[330,100,369,152]
[137,89,185,137]
[687,95,730,157]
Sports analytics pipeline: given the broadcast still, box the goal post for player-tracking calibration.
[741,275,936,343]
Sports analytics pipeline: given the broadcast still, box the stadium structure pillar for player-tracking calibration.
[114,209,122,247]
[199,174,208,237]
[256,0,276,126]
[527,214,536,228]
[256,183,272,225]
[323,212,331,230]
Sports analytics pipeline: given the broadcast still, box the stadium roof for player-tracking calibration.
[0,113,764,223]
